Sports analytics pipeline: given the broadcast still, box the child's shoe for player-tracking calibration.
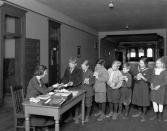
[85,116,90,123]
[94,111,102,117]
[112,113,118,120]
[132,112,141,117]
[105,112,113,118]
[140,114,146,122]
[122,113,128,119]
[150,114,157,121]
[158,112,163,121]
[97,114,105,121]
[74,117,79,124]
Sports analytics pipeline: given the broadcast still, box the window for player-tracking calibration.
[130,49,136,57]
[138,48,144,57]
[147,48,153,57]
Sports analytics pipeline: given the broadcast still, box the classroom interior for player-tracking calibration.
[0,0,167,131]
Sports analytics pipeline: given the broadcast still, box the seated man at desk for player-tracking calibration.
[26,65,55,129]
[62,57,82,123]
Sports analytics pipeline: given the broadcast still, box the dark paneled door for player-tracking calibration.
[48,20,61,85]
[0,4,26,105]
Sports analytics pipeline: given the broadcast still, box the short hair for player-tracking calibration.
[123,63,131,69]
[159,56,167,68]
[69,57,77,64]
[82,60,90,67]
[34,65,47,76]
[140,57,149,67]
[96,58,105,66]
[112,60,121,66]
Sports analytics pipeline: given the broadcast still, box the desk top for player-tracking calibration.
[23,89,85,109]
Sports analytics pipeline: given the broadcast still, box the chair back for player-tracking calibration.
[10,86,24,115]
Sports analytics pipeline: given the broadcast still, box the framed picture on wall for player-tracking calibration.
[77,46,81,58]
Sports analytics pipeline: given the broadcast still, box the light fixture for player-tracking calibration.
[125,25,129,30]
[108,1,114,8]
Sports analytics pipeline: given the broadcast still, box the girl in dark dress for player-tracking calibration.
[26,65,55,130]
[132,57,152,122]
[26,65,54,99]
[150,58,167,121]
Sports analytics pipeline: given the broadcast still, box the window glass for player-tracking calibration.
[139,48,144,57]
[147,48,153,57]
[130,49,136,57]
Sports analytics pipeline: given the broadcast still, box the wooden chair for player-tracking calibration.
[10,85,35,131]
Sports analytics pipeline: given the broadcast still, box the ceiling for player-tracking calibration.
[36,0,167,32]
[105,33,163,42]
[103,33,163,48]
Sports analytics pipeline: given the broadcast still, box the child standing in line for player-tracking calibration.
[81,60,95,122]
[94,58,109,121]
[106,60,122,120]
[119,63,132,119]
[132,57,152,122]
[150,58,167,121]
[62,57,82,123]
[161,56,167,121]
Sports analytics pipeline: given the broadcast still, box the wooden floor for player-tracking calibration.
[0,95,14,131]
[1,96,167,131]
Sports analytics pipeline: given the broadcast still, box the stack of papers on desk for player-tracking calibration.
[37,94,51,100]
[71,91,78,97]
[29,97,40,103]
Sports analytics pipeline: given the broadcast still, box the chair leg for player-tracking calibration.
[14,118,17,131]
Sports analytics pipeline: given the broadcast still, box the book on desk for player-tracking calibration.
[36,91,73,106]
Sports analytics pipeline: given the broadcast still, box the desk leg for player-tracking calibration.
[54,118,59,131]
[81,94,85,125]
[25,114,30,131]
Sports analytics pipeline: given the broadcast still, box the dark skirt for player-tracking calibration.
[132,81,150,107]
[107,86,120,103]
[151,88,165,105]
[164,87,167,105]
[120,87,132,105]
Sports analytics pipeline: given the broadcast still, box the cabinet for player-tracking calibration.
[0,3,26,104]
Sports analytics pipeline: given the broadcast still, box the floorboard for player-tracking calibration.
[1,96,167,131]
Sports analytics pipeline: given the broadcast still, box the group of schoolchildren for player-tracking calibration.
[61,56,167,124]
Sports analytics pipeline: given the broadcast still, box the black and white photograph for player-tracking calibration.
[0,0,167,131]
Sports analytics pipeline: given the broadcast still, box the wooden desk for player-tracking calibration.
[23,90,85,131]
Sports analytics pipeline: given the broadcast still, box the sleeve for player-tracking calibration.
[160,71,167,88]
[127,74,132,88]
[150,70,154,83]
[34,80,53,94]
[61,68,69,84]
[143,69,152,83]
[97,69,109,82]
[115,71,123,89]
[88,70,95,86]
